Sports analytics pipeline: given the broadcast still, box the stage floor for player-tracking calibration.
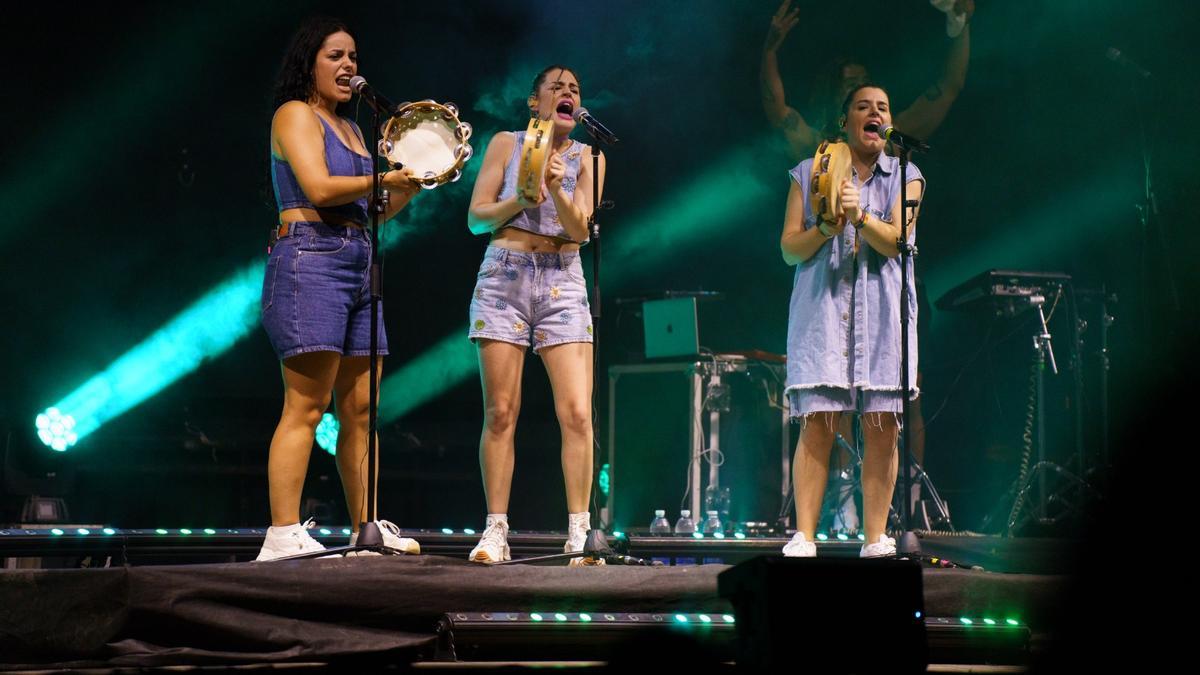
[0,541,1064,669]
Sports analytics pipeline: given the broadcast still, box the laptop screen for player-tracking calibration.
[642,297,699,359]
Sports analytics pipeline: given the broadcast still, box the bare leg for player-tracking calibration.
[861,412,900,544]
[333,355,382,533]
[792,412,841,538]
[267,351,340,526]
[540,342,594,513]
[477,340,526,514]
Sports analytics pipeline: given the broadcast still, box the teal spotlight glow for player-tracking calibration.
[463,528,476,535]
[315,413,339,455]
[674,614,689,623]
[342,528,352,535]
[579,613,592,622]
[530,613,544,622]
[983,618,996,625]
[960,618,974,625]
[155,529,168,535]
[692,532,704,539]
[39,261,266,447]
[612,531,625,539]
[857,533,866,541]
[713,532,725,539]
[319,528,332,535]
[554,613,568,622]
[722,615,735,623]
[203,528,216,535]
[51,528,64,536]
[442,528,454,535]
[102,528,116,535]
[698,614,712,623]
[1006,619,1020,626]
[734,532,746,539]
[76,528,90,535]
[836,532,849,541]
[378,333,478,423]
[179,528,192,535]
[35,407,78,452]
[816,533,828,541]
[599,463,611,496]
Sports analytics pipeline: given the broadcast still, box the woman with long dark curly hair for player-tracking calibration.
[256,16,422,560]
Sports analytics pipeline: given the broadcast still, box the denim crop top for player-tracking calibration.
[496,130,588,243]
[271,113,371,225]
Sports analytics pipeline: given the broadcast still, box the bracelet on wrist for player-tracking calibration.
[817,221,835,239]
[854,211,868,230]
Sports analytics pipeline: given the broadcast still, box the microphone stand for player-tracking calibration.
[583,124,614,536]
[894,140,922,557]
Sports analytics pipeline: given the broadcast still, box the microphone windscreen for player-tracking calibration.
[571,107,588,122]
[348,75,367,92]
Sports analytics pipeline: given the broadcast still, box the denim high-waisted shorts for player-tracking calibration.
[260,221,387,360]
[468,245,593,353]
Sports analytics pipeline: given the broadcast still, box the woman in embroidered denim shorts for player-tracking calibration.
[778,83,926,559]
[255,17,423,561]
[464,66,606,564]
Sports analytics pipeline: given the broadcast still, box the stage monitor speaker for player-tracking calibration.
[718,556,927,672]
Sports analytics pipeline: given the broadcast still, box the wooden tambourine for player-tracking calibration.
[378,100,473,190]
[809,139,852,225]
[517,116,555,203]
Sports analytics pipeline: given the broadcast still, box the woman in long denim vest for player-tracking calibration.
[465,66,606,564]
[256,17,422,560]
[779,84,926,558]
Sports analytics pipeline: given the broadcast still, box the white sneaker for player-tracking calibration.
[255,518,327,561]
[349,520,421,554]
[860,534,897,558]
[564,516,604,567]
[782,532,817,558]
[469,517,510,563]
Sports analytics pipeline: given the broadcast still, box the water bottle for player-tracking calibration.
[702,510,722,534]
[673,509,696,535]
[649,509,671,535]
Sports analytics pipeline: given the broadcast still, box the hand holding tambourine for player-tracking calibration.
[838,178,862,226]
[545,152,566,193]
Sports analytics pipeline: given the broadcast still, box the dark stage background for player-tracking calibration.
[1,0,1195,535]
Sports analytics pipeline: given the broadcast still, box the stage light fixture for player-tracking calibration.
[35,407,78,452]
[315,413,339,455]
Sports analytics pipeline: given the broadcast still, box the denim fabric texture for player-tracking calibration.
[261,221,387,360]
[467,246,593,353]
[784,152,925,416]
[496,131,588,244]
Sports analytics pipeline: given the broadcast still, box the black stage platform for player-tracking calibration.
[0,528,1065,669]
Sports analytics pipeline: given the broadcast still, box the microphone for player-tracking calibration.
[572,107,619,145]
[1106,47,1152,79]
[869,124,930,152]
[348,76,397,115]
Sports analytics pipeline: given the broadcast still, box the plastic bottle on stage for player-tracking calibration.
[673,509,696,535]
[650,509,672,535]
[704,485,731,531]
[702,510,722,534]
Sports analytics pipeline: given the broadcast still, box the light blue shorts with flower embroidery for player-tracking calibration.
[467,245,593,353]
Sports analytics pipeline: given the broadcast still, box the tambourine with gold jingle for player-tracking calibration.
[378,100,473,190]
[516,116,555,204]
[809,139,852,225]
